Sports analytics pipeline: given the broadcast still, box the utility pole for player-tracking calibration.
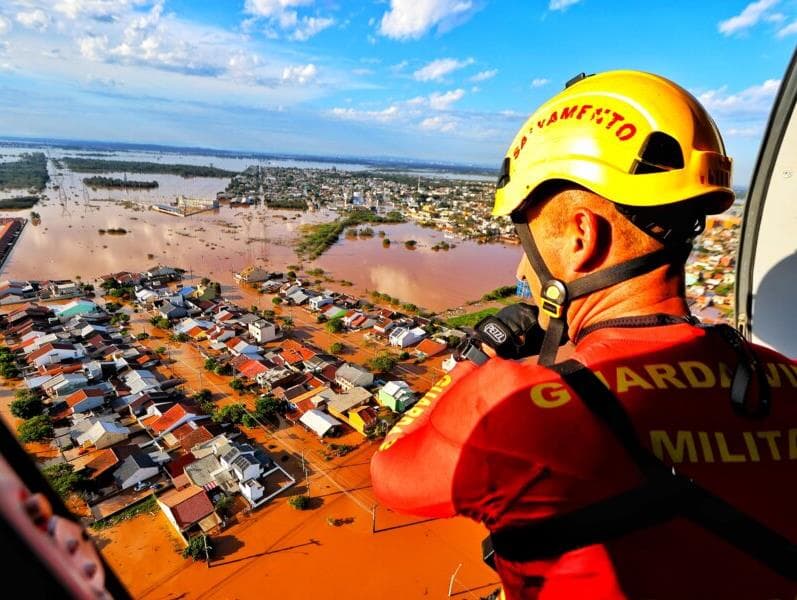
[203,533,211,566]
[301,449,309,495]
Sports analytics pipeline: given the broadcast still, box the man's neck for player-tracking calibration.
[566,266,689,341]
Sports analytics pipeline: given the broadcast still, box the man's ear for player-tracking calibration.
[567,208,610,274]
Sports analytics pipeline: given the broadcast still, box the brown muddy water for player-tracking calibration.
[0,157,520,312]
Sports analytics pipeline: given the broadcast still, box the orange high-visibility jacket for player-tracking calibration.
[371,323,797,600]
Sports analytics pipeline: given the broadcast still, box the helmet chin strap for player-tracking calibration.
[511,215,692,366]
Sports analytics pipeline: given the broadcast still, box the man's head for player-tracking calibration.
[515,184,682,330]
[495,70,734,363]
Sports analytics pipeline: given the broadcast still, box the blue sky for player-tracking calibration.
[0,1,794,183]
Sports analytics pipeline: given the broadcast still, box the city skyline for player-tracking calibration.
[0,0,795,183]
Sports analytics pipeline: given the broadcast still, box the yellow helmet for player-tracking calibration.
[493,70,734,217]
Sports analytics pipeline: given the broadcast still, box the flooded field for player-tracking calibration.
[0,148,519,311]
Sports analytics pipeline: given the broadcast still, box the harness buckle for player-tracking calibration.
[540,280,567,319]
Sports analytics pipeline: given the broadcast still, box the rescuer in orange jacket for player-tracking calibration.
[370,71,797,600]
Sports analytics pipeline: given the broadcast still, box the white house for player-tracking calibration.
[28,343,85,367]
[76,420,130,449]
[309,295,333,311]
[42,373,89,397]
[63,387,106,414]
[240,479,264,505]
[300,409,343,437]
[123,370,161,395]
[248,319,279,344]
[389,326,427,348]
[226,337,262,358]
[113,452,159,490]
[219,444,262,482]
[335,363,374,391]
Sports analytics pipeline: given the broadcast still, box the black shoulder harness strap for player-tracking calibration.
[487,358,797,581]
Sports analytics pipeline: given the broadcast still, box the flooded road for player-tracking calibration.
[0,150,519,311]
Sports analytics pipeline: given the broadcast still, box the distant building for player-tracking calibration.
[378,381,416,413]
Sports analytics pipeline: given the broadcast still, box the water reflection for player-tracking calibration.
[0,150,515,311]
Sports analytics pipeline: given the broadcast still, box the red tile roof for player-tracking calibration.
[64,388,105,408]
[170,422,199,441]
[225,336,243,349]
[351,405,378,427]
[179,426,214,451]
[238,359,268,379]
[150,403,196,434]
[165,452,197,478]
[161,486,215,529]
[416,338,447,357]
[83,449,120,480]
[186,326,205,338]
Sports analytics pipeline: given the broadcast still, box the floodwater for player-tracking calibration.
[0,149,518,311]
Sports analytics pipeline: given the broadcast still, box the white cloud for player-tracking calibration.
[289,16,334,41]
[764,12,786,22]
[718,0,779,35]
[78,34,110,60]
[726,126,763,137]
[420,115,457,132]
[531,77,550,87]
[16,9,50,31]
[549,0,582,11]
[281,63,317,84]
[54,0,147,20]
[245,0,312,17]
[777,19,797,37]
[698,79,780,116]
[429,88,464,110]
[329,105,401,123]
[379,0,477,40]
[469,69,497,82]
[244,0,333,41]
[413,57,473,81]
[352,67,372,76]
[0,16,10,35]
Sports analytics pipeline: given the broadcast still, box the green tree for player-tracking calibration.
[272,296,283,305]
[241,414,258,428]
[182,535,211,561]
[135,332,150,341]
[254,395,286,420]
[11,390,43,419]
[18,415,53,442]
[288,495,310,510]
[325,317,344,334]
[329,342,345,355]
[215,363,233,376]
[212,403,247,424]
[0,348,20,379]
[213,494,234,517]
[204,357,218,372]
[42,463,86,499]
[229,378,246,393]
[367,352,398,373]
[110,312,130,327]
[193,389,213,404]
